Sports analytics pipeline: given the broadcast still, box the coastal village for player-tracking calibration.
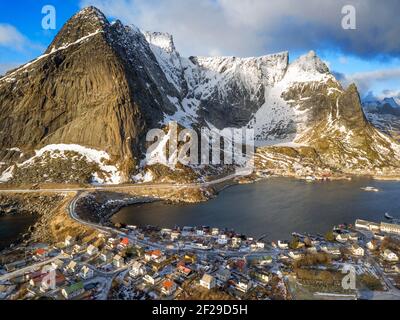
[1,214,400,300]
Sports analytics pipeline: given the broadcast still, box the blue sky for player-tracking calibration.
[1,0,399,101]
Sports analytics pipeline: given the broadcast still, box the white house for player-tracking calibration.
[382,249,399,262]
[217,235,228,245]
[256,242,265,249]
[236,279,252,293]
[106,238,118,249]
[161,228,172,236]
[350,244,365,257]
[144,274,157,285]
[73,244,82,254]
[87,245,99,256]
[336,234,350,243]
[380,222,400,235]
[355,219,370,230]
[64,261,78,274]
[289,251,303,260]
[277,241,289,249]
[367,241,379,251]
[307,247,318,254]
[64,235,75,247]
[80,266,94,280]
[196,229,205,236]
[113,255,124,268]
[129,261,146,278]
[355,220,380,232]
[321,246,341,256]
[171,231,180,241]
[200,274,216,290]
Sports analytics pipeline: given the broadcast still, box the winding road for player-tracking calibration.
[0,171,245,195]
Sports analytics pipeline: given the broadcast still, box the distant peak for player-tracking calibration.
[383,97,399,108]
[362,95,400,109]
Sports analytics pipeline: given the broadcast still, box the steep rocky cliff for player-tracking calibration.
[1,6,400,184]
[0,7,180,183]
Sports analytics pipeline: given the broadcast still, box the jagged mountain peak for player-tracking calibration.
[1,6,400,184]
[45,6,109,53]
[363,94,400,111]
[288,50,330,77]
[76,6,108,21]
[383,97,400,108]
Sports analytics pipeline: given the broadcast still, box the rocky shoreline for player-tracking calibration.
[0,194,65,247]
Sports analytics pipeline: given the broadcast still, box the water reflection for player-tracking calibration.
[112,178,400,240]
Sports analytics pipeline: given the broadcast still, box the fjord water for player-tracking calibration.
[112,178,400,240]
[0,215,37,250]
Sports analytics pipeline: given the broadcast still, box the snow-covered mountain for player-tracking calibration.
[1,6,400,184]
[362,94,400,142]
[144,31,400,175]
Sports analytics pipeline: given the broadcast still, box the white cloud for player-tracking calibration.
[0,24,30,51]
[342,68,400,93]
[80,0,400,58]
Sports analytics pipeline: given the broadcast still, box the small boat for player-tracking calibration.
[361,186,379,192]
[385,212,394,220]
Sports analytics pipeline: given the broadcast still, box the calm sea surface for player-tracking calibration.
[112,177,400,240]
[0,215,37,250]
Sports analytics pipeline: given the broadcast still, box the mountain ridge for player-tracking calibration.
[1,6,400,184]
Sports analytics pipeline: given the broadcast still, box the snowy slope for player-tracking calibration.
[2,6,400,184]
[144,33,339,146]
[362,96,400,141]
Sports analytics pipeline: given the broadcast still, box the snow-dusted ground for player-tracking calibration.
[0,144,122,184]
[0,166,14,183]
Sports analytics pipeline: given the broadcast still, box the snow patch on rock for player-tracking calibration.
[19,144,122,184]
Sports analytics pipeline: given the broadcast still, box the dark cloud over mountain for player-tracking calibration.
[81,0,400,59]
